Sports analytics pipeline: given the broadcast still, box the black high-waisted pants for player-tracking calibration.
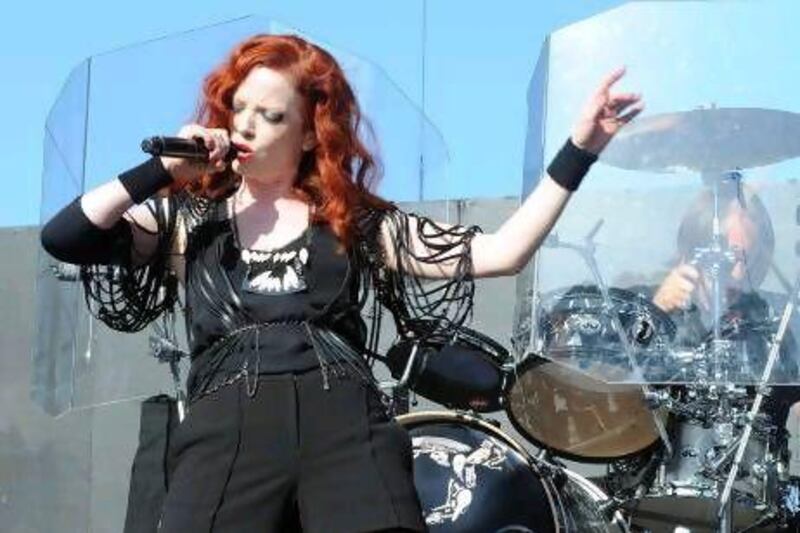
[158,368,426,533]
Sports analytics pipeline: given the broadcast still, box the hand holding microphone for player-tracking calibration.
[142,125,234,183]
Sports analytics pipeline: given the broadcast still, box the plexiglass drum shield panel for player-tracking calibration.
[33,16,450,418]
[513,1,800,386]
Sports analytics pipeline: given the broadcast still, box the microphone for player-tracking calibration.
[140,136,238,162]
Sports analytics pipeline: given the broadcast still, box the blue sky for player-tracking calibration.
[1,0,624,227]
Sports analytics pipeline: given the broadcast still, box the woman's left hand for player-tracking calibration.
[571,67,643,155]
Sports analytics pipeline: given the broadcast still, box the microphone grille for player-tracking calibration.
[140,136,163,155]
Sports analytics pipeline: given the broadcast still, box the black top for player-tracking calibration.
[76,189,483,404]
[184,200,365,380]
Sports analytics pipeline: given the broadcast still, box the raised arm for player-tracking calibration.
[381,67,643,280]
[41,125,230,267]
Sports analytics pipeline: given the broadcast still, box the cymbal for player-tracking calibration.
[600,107,800,172]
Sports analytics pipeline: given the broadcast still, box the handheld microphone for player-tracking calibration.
[140,136,239,162]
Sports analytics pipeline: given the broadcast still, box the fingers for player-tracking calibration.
[208,129,231,162]
[606,92,644,124]
[615,103,645,126]
[675,264,699,298]
[608,92,642,111]
[585,69,644,131]
[177,124,231,172]
[595,66,627,97]
[676,263,700,281]
[654,264,701,312]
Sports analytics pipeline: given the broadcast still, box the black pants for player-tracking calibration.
[158,368,426,533]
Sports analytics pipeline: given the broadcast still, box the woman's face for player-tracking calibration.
[229,66,316,185]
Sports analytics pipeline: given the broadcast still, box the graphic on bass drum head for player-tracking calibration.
[396,411,630,532]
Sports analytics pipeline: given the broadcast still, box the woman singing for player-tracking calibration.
[41,34,641,533]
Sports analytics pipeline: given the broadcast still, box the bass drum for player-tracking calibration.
[396,411,630,532]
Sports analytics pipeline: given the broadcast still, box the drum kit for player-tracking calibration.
[385,108,800,533]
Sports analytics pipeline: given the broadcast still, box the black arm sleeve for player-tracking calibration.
[79,194,182,332]
[40,197,133,265]
[39,156,193,333]
[40,155,174,264]
[359,205,482,341]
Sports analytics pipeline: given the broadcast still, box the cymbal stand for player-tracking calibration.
[150,306,189,422]
[377,342,421,416]
[692,171,742,383]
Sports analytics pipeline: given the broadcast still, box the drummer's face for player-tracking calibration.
[722,208,759,287]
[229,66,315,184]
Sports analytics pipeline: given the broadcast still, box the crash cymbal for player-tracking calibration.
[601,107,800,172]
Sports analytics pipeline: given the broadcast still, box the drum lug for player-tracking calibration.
[597,495,627,522]
[543,461,574,491]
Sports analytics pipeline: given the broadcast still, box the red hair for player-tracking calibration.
[182,34,391,248]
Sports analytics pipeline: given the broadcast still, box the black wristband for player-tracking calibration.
[118,157,174,204]
[546,138,598,192]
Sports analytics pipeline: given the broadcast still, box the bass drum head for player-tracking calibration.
[505,355,662,462]
[396,411,559,532]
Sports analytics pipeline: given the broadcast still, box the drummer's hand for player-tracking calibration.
[159,124,231,184]
[571,67,644,155]
[653,263,705,313]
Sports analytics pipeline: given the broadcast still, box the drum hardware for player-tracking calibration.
[682,170,746,386]
[389,382,411,415]
[642,390,672,410]
[149,309,188,422]
[717,272,800,528]
[531,448,579,483]
[537,455,569,484]
[398,341,421,387]
[598,494,637,523]
[536,448,553,462]
[388,338,422,409]
[736,511,779,533]
[507,281,795,530]
[48,261,81,282]
[377,346,420,416]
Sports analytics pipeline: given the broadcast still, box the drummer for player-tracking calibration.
[651,183,800,431]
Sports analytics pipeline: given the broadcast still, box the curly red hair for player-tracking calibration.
[183,33,391,247]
